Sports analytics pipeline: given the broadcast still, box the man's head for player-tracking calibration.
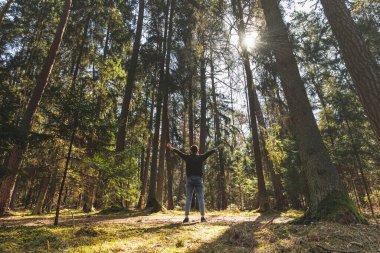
[190,145,198,154]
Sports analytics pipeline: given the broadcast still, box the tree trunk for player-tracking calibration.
[210,54,227,209]
[82,173,96,213]
[146,0,168,211]
[166,123,174,210]
[32,172,51,215]
[188,76,194,146]
[233,0,269,212]
[321,0,380,144]
[0,0,15,26]
[253,84,286,209]
[260,0,363,222]
[199,56,207,153]
[0,0,72,216]
[177,100,187,204]
[137,87,155,208]
[55,126,76,225]
[44,168,58,213]
[115,0,145,152]
[157,0,175,205]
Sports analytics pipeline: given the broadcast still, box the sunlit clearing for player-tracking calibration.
[242,31,259,51]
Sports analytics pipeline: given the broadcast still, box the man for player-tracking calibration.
[166,143,224,223]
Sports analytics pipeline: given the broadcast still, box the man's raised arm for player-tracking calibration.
[201,144,224,160]
[166,143,187,160]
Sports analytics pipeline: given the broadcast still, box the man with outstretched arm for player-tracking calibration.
[166,143,224,223]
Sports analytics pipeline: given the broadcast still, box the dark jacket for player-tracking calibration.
[173,149,216,177]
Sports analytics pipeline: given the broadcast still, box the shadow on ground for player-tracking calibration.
[0,208,152,227]
[189,213,380,253]
[189,214,280,253]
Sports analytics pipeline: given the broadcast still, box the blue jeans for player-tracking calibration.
[185,176,205,216]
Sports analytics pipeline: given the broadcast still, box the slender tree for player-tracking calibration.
[232,0,269,212]
[199,55,207,153]
[146,0,169,210]
[157,0,176,205]
[320,0,380,144]
[210,53,227,209]
[0,0,72,215]
[115,0,145,152]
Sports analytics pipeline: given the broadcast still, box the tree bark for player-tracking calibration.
[157,0,175,205]
[137,89,155,208]
[55,126,76,225]
[199,56,207,153]
[253,84,286,209]
[0,0,72,216]
[32,172,51,215]
[321,0,380,144]
[44,168,58,213]
[115,0,145,152]
[146,0,168,210]
[210,54,227,210]
[166,121,174,210]
[233,0,269,212]
[260,0,362,222]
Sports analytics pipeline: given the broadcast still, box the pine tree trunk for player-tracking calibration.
[233,0,269,212]
[146,1,168,210]
[0,0,72,216]
[260,0,363,222]
[82,173,95,213]
[0,0,15,26]
[199,56,207,153]
[177,101,187,204]
[188,78,194,146]
[137,90,155,208]
[166,126,174,210]
[157,0,175,205]
[320,0,380,144]
[115,0,145,152]
[55,127,76,225]
[32,172,51,215]
[44,168,58,213]
[210,54,227,209]
[253,86,286,209]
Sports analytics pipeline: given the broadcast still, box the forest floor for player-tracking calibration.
[0,208,379,253]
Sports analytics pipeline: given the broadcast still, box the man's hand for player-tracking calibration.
[216,144,224,151]
[166,143,174,151]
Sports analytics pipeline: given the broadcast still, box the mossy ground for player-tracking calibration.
[0,209,378,252]
[295,191,367,224]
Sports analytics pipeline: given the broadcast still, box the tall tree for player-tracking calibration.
[146,0,169,210]
[232,0,269,212]
[157,0,175,205]
[259,0,362,222]
[115,0,145,152]
[320,0,380,144]
[210,53,227,209]
[0,0,72,215]
[199,55,207,153]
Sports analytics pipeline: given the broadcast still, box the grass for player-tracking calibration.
[0,209,379,252]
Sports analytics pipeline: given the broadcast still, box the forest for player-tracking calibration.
[0,0,379,252]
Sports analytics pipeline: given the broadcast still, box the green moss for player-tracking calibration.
[295,190,367,224]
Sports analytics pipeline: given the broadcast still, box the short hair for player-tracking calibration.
[190,145,198,154]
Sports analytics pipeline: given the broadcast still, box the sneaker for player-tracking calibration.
[183,217,189,223]
[201,217,206,222]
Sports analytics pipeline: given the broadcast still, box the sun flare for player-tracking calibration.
[242,31,259,51]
